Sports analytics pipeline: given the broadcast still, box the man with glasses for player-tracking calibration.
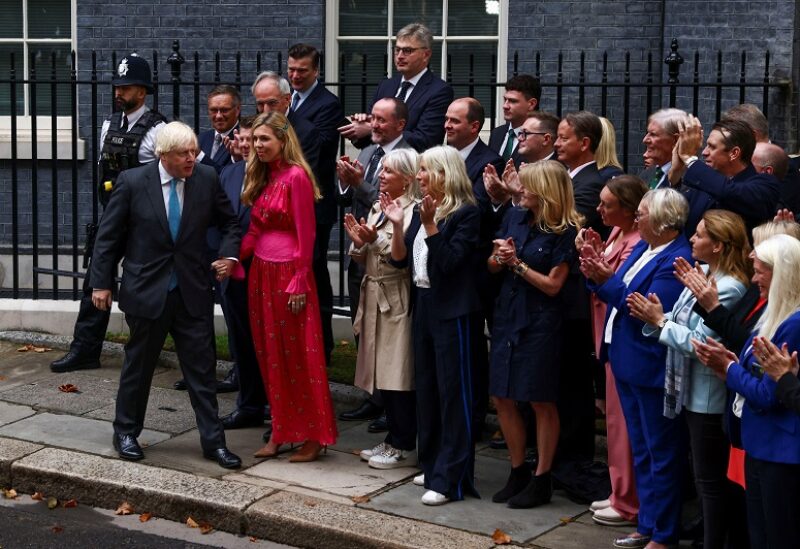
[199,85,241,175]
[489,75,541,166]
[338,22,453,152]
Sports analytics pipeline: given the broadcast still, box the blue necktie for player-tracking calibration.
[168,179,181,290]
[290,92,300,112]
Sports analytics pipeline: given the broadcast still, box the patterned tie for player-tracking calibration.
[397,81,413,102]
[502,127,516,161]
[168,178,181,290]
[648,166,664,189]
[290,92,300,113]
[120,114,129,133]
[210,133,222,159]
[364,146,385,185]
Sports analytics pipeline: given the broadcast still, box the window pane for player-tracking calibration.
[393,0,442,35]
[29,44,72,115]
[338,41,389,114]
[0,0,23,38]
[28,0,71,38]
[448,0,499,36]
[339,0,388,36]
[445,41,497,110]
[0,44,25,115]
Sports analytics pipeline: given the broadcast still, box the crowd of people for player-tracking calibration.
[48,21,800,549]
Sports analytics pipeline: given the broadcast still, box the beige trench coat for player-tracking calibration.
[352,195,417,392]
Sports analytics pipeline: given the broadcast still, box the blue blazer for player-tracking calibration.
[390,204,482,320]
[727,311,800,464]
[198,126,238,175]
[371,71,453,152]
[590,236,693,388]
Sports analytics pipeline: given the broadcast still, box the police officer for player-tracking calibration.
[50,53,166,373]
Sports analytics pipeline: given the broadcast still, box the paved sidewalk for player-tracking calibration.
[0,333,661,549]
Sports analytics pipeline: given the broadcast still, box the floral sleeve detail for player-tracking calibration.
[285,166,317,294]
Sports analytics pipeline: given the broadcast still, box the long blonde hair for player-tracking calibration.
[419,145,476,222]
[242,111,319,206]
[701,210,752,285]
[519,160,583,233]
[596,117,623,171]
[754,234,800,340]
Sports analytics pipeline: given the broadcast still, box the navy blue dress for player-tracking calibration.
[490,208,577,402]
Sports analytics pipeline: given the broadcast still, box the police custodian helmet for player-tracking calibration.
[112,53,154,94]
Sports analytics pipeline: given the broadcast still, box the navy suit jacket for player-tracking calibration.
[293,82,346,226]
[464,139,506,252]
[488,123,522,167]
[590,236,693,388]
[571,162,605,235]
[370,71,453,152]
[680,162,780,237]
[199,125,238,175]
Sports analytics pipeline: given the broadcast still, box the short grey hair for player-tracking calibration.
[382,148,420,200]
[647,108,688,136]
[640,187,689,235]
[396,23,433,50]
[251,71,291,96]
[155,121,198,156]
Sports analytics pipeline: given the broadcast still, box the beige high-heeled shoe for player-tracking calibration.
[288,440,327,463]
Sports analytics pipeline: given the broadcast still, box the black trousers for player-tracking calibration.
[313,222,335,364]
[745,453,800,549]
[383,389,416,450]
[556,317,596,462]
[114,289,225,452]
[69,264,112,360]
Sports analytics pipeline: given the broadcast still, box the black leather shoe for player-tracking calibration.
[507,472,553,509]
[367,413,389,433]
[215,368,239,393]
[263,405,272,421]
[221,410,263,429]
[262,423,273,443]
[113,434,144,461]
[339,400,383,422]
[50,351,101,373]
[204,447,242,469]
[612,534,651,549]
[173,379,187,391]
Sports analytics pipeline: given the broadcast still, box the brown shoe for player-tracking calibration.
[253,442,282,458]
[288,440,325,463]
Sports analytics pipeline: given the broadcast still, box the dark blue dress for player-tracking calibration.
[490,208,577,402]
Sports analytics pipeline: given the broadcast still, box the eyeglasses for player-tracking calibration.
[634,210,649,221]
[394,46,426,56]
[517,130,548,141]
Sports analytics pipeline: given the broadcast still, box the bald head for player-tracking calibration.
[444,97,484,150]
[752,142,789,181]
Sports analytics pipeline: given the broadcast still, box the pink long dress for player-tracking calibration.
[239,160,337,445]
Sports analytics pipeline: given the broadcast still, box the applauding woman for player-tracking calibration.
[386,145,481,506]
[239,112,337,462]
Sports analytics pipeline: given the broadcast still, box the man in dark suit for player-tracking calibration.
[488,75,541,167]
[338,23,453,152]
[198,85,241,175]
[335,97,411,427]
[90,121,242,469]
[753,142,800,214]
[640,108,686,190]
[287,44,347,365]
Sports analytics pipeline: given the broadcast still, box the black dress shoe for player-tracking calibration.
[338,400,383,422]
[172,376,238,393]
[507,472,553,509]
[262,423,273,443]
[215,368,239,393]
[612,534,652,548]
[113,434,144,461]
[204,447,242,469]
[50,351,101,373]
[221,410,264,429]
[173,379,187,391]
[367,413,388,433]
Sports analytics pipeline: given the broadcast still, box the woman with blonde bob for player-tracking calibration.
[384,145,481,506]
[237,111,337,463]
[596,117,624,181]
[345,148,421,470]
[488,160,583,508]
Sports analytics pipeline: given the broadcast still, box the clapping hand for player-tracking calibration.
[343,213,366,248]
[483,163,509,204]
[626,291,665,326]
[336,156,365,188]
[673,257,720,312]
[579,254,613,284]
[222,129,243,161]
[692,337,738,380]
[753,336,800,382]
[502,158,522,199]
[419,195,439,228]
[380,192,404,226]
[494,237,517,265]
[668,114,703,185]
[578,227,604,257]
[775,208,796,223]
[337,114,372,142]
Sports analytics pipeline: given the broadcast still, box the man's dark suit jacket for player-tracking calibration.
[292,83,346,226]
[286,109,322,200]
[370,71,453,152]
[207,161,250,280]
[464,139,506,252]
[488,123,522,167]
[90,162,240,320]
[778,156,800,216]
[571,162,605,234]
[198,126,238,175]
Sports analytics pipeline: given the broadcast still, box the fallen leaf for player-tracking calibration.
[0,375,7,381]
[3,488,18,499]
[350,450,361,456]
[17,344,34,352]
[351,495,370,504]
[559,516,574,525]
[33,346,53,353]
[31,492,44,501]
[115,501,135,515]
[491,528,512,545]
[47,496,58,509]
[186,517,199,528]
[198,522,213,535]
[249,537,258,542]
[51,525,64,533]
[62,499,78,508]
[339,340,350,346]
[58,384,79,393]
[303,500,317,507]
[139,512,152,522]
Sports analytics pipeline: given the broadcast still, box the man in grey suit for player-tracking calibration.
[90,121,243,469]
[335,97,411,427]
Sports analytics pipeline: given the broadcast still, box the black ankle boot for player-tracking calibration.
[492,464,532,503]
[507,471,553,509]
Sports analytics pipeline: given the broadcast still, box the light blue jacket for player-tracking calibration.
[644,271,747,414]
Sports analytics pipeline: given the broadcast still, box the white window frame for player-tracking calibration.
[325,0,508,126]
[0,0,84,160]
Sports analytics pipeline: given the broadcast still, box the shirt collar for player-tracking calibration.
[401,68,428,87]
[457,137,480,160]
[294,79,318,101]
[381,134,404,153]
[123,104,148,128]
[569,160,596,178]
[215,125,236,140]
[158,161,184,185]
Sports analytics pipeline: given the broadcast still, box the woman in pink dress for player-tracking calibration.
[238,112,337,462]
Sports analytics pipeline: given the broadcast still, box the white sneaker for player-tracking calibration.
[589,498,611,513]
[413,473,425,486]
[368,447,417,469]
[359,442,387,462]
[421,490,450,506]
[592,506,637,527]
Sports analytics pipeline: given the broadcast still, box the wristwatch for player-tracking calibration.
[682,155,698,168]
[657,317,668,329]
